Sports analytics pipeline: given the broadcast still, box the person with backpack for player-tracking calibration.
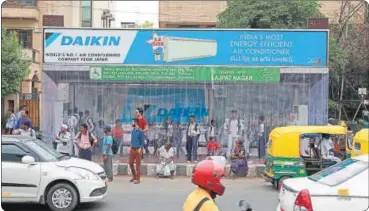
[74,123,97,161]
[102,125,114,182]
[223,109,245,158]
[55,124,72,156]
[186,115,201,163]
[183,159,224,211]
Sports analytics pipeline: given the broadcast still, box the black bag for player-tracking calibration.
[111,136,119,155]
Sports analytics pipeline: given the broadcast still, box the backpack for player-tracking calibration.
[111,135,119,155]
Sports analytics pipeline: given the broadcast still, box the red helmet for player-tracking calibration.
[192,160,225,196]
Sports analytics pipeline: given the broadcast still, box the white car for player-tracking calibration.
[276,155,369,211]
[1,135,108,211]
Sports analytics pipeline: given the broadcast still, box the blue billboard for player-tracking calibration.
[44,29,328,67]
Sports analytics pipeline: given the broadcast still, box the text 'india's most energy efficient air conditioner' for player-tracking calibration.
[162,36,217,62]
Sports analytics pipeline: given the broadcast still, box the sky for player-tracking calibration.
[114,1,159,28]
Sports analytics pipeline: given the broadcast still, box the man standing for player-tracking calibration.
[173,121,185,158]
[55,124,72,156]
[258,115,266,159]
[67,108,80,135]
[74,123,97,161]
[129,118,145,184]
[186,115,201,163]
[136,108,150,157]
[15,110,32,129]
[223,109,245,158]
[83,110,95,135]
[15,105,27,125]
[112,119,125,156]
[102,125,114,182]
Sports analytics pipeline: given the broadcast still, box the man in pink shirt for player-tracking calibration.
[74,123,97,161]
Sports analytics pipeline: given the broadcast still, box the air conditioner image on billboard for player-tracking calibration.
[162,36,217,62]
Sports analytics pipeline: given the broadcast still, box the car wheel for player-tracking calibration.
[46,183,78,211]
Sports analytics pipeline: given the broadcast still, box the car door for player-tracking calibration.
[2,143,41,202]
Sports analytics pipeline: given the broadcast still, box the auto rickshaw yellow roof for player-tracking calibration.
[270,125,347,137]
[354,129,369,142]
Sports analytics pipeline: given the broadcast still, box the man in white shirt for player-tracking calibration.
[258,115,266,159]
[83,110,95,135]
[55,124,73,156]
[186,115,201,162]
[223,109,245,158]
[320,134,341,163]
[67,108,80,136]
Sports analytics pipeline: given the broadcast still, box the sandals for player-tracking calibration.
[133,180,140,184]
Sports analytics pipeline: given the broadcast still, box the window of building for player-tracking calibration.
[7,30,32,49]
[2,144,28,163]
[8,100,14,110]
[81,0,92,27]
[20,0,37,7]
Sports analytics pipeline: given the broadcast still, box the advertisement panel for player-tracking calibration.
[120,87,207,124]
[89,66,280,82]
[43,28,328,67]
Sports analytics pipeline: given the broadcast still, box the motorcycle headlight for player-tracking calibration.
[66,167,99,180]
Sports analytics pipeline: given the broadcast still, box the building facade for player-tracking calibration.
[158,1,366,28]
[1,0,115,129]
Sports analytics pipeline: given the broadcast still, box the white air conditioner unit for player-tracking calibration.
[162,36,217,62]
[214,86,227,98]
[293,105,308,125]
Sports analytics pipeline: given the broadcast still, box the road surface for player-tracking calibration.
[2,177,278,211]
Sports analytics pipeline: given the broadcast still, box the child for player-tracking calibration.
[207,137,220,156]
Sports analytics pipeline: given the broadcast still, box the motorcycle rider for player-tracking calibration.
[183,159,225,211]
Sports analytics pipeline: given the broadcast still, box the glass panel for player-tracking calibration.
[41,68,329,161]
[81,0,91,7]
[81,2,91,27]
[309,159,368,186]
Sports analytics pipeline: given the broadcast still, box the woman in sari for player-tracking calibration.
[231,140,248,178]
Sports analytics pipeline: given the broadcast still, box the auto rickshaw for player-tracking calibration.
[351,129,369,157]
[262,125,348,189]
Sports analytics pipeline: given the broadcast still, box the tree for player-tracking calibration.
[217,0,322,29]
[1,29,31,99]
[140,20,154,29]
[217,0,368,122]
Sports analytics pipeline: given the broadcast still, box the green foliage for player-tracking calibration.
[140,21,154,29]
[1,29,31,99]
[217,0,322,29]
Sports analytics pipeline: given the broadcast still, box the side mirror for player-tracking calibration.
[22,155,36,165]
[238,200,252,211]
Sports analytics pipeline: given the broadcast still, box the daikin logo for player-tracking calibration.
[44,32,120,48]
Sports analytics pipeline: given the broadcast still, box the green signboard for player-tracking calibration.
[89,66,280,83]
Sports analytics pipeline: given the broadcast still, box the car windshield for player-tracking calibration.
[308,159,368,186]
[23,139,67,162]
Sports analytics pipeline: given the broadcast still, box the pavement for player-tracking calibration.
[91,154,265,177]
[1,177,278,211]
